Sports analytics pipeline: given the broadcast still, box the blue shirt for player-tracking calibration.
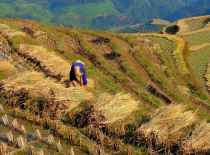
[70,62,88,85]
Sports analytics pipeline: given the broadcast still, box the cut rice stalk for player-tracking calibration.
[181,122,210,154]
[55,140,62,152]
[20,125,27,135]
[17,136,27,149]
[47,134,55,146]
[5,131,13,143]
[134,104,196,147]
[85,92,139,126]
[2,115,9,125]
[11,118,19,130]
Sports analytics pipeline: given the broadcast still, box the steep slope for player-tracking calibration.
[162,15,210,99]
[1,18,210,154]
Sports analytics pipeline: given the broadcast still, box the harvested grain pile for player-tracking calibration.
[85,92,139,126]
[0,61,15,80]
[0,24,11,30]
[134,104,196,147]
[3,71,45,85]
[181,122,210,154]
[3,71,94,111]
[28,78,94,111]
[0,30,25,39]
[17,44,71,80]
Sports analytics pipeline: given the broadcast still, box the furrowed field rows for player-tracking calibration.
[185,18,206,32]
[141,36,187,87]
[162,16,210,102]
[77,30,172,106]
[180,15,210,33]
[132,33,189,75]
[182,30,210,47]
[187,46,210,84]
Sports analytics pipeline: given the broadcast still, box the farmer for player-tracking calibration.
[70,60,87,87]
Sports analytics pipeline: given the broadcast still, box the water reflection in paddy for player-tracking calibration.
[0,108,87,155]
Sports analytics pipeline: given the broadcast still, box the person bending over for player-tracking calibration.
[70,60,87,87]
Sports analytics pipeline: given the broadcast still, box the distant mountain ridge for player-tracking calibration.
[0,0,209,31]
[165,0,210,22]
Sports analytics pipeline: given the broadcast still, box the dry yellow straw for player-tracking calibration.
[93,92,139,124]
[182,122,210,154]
[134,104,196,146]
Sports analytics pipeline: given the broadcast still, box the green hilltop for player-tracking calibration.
[0,0,209,30]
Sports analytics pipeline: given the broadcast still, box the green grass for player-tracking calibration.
[56,15,91,28]
[53,0,119,28]
[187,46,210,84]
[182,31,210,47]
[144,36,187,85]
[144,37,173,54]
[0,3,14,14]
[9,35,39,49]
[16,5,53,24]
[54,0,118,16]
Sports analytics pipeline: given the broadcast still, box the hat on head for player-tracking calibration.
[75,60,85,65]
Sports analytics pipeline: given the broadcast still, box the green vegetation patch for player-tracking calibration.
[183,31,210,47]
[15,4,53,24]
[9,35,38,49]
[187,46,210,84]
[54,0,118,15]
[144,37,173,54]
[0,3,14,15]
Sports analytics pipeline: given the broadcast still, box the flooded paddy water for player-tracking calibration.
[0,106,87,154]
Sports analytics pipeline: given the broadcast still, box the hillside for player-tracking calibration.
[110,19,171,33]
[162,15,210,88]
[0,0,209,31]
[165,0,210,22]
[1,17,210,154]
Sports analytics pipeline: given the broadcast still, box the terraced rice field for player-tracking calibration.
[187,46,210,84]
[184,18,206,32]
[0,17,210,154]
[163,15,210,94]
[182,31,210,47]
